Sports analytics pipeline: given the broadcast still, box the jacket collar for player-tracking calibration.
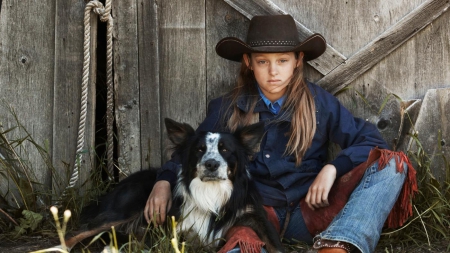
[236,94,267,113]
[236,94,292,122]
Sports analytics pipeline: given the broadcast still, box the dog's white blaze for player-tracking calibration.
[196,133,229,180]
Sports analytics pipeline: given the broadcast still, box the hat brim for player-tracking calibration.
[215,33,326,62]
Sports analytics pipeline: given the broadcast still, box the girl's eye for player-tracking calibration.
[280,59,288,63]
[257,60,267,64]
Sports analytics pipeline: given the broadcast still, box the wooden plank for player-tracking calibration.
[317,0,450,95]
[345,7,450,103]
[0,0,55,205]
[53,0,95,196]
[335,76,422,151]
[224,0,346,75]
[112,0,142,176]
[160,0,206,160]
[206,0,248,102]
[411,88,450,183]
[137,0,161,168]
[270,0,423,56]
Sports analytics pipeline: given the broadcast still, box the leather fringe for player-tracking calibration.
[218,226,265,253]
[375,148,418,228]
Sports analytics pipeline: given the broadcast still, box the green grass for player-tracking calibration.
[0,108,449,252]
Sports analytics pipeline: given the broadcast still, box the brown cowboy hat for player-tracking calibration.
[215,15,326,62]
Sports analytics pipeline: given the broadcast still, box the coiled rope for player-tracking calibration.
[57,0,114,204]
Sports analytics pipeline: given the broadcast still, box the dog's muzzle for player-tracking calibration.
[198,158,228,181]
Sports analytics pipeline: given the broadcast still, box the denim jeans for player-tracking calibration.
[317,157,407,253]
[227,157,406,253]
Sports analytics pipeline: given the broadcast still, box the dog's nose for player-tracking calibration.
[204,159,220,171]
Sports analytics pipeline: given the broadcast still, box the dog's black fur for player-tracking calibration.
[65,118,284,252]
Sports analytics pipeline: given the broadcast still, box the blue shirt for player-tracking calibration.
[257,85,285,115]
[157,82,389,207]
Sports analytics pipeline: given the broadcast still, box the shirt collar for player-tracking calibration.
[235,93,292,122]
[257,85,286,114]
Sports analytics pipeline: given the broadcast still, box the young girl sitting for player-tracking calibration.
[144,14,417,253]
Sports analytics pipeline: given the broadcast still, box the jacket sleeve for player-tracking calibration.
[313,84,389,177]
[156,97,227,186]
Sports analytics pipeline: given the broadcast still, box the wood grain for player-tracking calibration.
[317,0,450,94]
[113,0,142,176]
[0,0,55,203]
[206,0,247,102]
[412,88,450,182]
[137,0,162,168]
[159,0,206,160]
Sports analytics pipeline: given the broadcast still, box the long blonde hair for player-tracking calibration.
[226,53,316,166]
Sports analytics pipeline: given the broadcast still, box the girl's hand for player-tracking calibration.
[144,180,172,225]
[305,164,337,210]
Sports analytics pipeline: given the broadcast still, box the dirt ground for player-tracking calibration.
[0,236,448,253]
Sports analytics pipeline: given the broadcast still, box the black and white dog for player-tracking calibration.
[65,118,284,252]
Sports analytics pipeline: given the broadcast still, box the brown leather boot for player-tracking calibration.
[313,238,354,253]
[317,248,347,253]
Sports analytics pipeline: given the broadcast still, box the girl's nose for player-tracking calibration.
[269,62,278,75]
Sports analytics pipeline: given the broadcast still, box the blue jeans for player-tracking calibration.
[227,158,406,253]
[317,157,407,253]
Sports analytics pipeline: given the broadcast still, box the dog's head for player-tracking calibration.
[165,118,266,241]
[165,118,264,184]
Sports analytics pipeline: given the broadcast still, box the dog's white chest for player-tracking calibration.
[175,178,233,245]
[177,208,223,245]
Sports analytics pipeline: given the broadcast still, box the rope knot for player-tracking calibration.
[89,0,110,22]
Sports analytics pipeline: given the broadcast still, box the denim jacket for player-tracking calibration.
[157,82,388,207]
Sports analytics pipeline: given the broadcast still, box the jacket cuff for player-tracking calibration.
[329,155,354,178]
[156,169,178,188]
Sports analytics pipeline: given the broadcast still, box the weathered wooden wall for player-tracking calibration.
[0,0,54,203]
[0,0,95,204]
[1,0,449,202]
[117,0,450,183]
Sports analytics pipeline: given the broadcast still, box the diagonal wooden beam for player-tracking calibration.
[317,0,450,94]
[224,0,346,75]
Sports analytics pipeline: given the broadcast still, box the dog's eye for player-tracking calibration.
[222,148,228,152]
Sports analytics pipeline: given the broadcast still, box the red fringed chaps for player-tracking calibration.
[218,148,418,252]
[301,148,419,235]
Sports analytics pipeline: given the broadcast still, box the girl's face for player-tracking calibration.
[244,52,302,102]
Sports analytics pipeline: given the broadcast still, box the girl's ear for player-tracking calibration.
[243,54,252,70]
[296,52,304,67]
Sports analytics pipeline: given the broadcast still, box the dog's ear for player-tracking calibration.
[165,118,195,146]
[234,122,265,154]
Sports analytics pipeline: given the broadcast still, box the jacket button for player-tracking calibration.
[265,154,270,158]
[290,202,294,206]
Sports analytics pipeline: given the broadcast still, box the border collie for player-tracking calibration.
[64,118,284,253]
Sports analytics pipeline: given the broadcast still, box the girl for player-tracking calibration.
[144,15,416,253]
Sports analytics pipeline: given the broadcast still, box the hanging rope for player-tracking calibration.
[57,0,114,204]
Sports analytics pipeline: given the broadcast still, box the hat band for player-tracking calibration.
[248,40,296,46]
